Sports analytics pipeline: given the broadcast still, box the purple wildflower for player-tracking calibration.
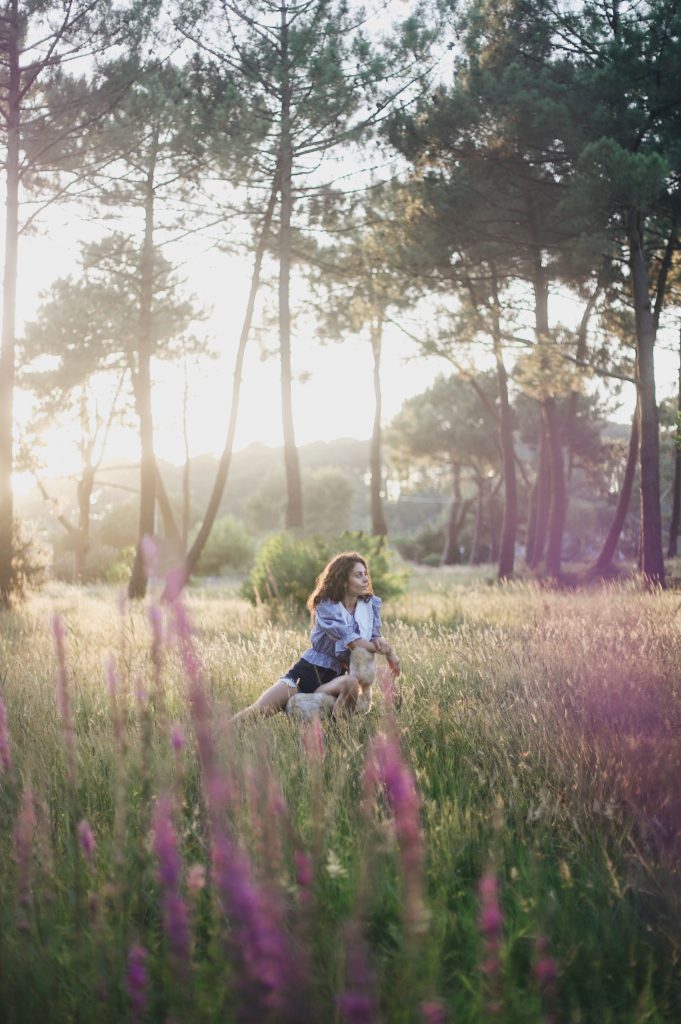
[77,819,95,864]
[0,694,12,778]
[338,921,379,1024]
[533,933,559,1024]
[367,732,426,936]
[152,794,191,972]
[53,615,77,785]
[170,723,185,753]
[477,869,504,1015]
[421,999,448,1024]
[187,864,206,898]
[126,943,149,1022]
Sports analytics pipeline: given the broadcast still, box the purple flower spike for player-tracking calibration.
[368,732,426,936]
[77,819,95,864]
[170,723,185,753]
[477,869,504,1015]
[0,694,12,777]
[141,535,158,578]
[152,794,191,972]
[126,943,149,1021]
[421,999,448,1024]
[52,614,77,785]
[338,922,378,1024]
[303,716,325,761]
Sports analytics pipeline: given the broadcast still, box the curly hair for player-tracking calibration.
[306,552,373,613]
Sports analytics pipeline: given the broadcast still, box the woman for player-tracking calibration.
[232,551,400,722]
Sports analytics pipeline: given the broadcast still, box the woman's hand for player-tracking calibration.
[372,637,390,655]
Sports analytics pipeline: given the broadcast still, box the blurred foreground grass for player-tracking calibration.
[0,568,680,1022]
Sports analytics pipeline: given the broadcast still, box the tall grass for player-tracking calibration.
[0,570,679,1022]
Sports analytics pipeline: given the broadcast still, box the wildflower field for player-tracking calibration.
[0,569,680,1023]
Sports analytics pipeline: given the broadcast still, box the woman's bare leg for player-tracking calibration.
[231,679,294,724]
[316,673,360,713]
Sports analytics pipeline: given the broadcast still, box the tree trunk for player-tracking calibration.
[668,333,681,559]
[0,2,20,606]
[370,318,388,536]
[532,259,565,578]
[542,396,566,577]
[74,466,95,583]
[491,274,517,579]
[163,179,278,599]
[128,131,159,599]
[591,411,639,573]
[488,487,500,564]
[469,474,485,566]
[526,425,550,569]
[279,6,303,530]
[628,209,665,586]
[565,284,600,485]
[442,464,466,565]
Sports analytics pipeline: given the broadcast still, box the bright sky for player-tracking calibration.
[12,200,678,499]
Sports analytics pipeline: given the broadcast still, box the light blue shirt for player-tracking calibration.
[301,597,382,673]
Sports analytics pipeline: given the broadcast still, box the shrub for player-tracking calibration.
[394,521,445,564]
[194,516,255,575]
[242,531,407,610]
[0,521,47,601]
[106,545,136,584]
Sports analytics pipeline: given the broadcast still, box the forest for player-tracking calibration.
[1,3,681,1023]
[0,0,679,598]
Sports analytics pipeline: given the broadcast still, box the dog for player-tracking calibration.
[349,646,375,714]
[286,648,376,722]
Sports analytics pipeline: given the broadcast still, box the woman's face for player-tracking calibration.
[345,561,369,599]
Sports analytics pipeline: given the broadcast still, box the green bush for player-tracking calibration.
[106,545,136,584]
[193,515,255,575]
[242,531,408,610]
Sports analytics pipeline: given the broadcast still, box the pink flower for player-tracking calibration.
[152,795,190,972]
[534,957,558,986]
[77,819,95,864]
[421,999,447,1024]
[0,694,12,777]
[170,723,185,752]
[187,864,206,897]
[366,732,426,935]
[126,943,149,1021]
[53,615,77,785]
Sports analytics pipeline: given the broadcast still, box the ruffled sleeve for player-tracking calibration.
[370,596,382,639]
[315,600,361,655]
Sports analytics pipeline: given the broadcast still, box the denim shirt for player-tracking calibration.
[301,597,382,673]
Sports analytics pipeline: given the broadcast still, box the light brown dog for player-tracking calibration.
[286,647,376,721]
[348,647,375,714]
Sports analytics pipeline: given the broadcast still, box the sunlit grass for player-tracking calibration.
[0,571,679,1021]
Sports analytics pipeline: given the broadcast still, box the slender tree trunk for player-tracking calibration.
[442,464,464,565]
[163,179,278,599]
[129,131,159,599]
[0,2,20,606]
[628,209,665,586]
[469,474,485,566]
[488,487,500,564]
[565,285,600,485]
[532,260,566,578]
[490,273,516,579]
[75,467,95,583]
[370,318,388,536]
[668,333,681,559]
[527,428,550,570]
[591,410,639,573]
[154,465,181,547]
[279,5,303,530]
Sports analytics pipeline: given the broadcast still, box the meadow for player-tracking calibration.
[0,567,680,1023]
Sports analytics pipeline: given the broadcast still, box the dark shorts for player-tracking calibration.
[284,658,340,694]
